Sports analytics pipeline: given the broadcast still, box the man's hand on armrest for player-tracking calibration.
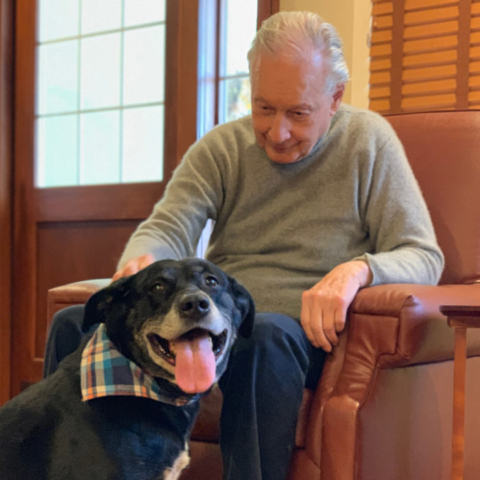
[112,253,155,283]
[300,260,372,352]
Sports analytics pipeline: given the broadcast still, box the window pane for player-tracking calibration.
[38,0,79,43]
[124,0,166,27]
[221,0,257,76]
[80,111,120,185]
[219,77,252,124]
[81,33,121,110]
[123,26,166,105]
[81,0,122,35]
[37,41,79,115]
[36,115,78,187]
[122,106,164,183]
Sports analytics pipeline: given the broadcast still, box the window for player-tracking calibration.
[218,0,258,124]
[36,0,167,187]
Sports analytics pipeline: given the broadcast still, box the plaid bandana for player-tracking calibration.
[80,324,198,407]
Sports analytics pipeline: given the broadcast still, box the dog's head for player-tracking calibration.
[82,258,254,395]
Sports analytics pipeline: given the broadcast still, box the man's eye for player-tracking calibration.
[151,283,166,294]
[205,276,219,287]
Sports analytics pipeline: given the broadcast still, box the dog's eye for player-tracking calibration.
[151,283,166,294]
[205,276,218,287]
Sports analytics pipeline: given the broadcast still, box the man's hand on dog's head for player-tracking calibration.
[112,253,155,283]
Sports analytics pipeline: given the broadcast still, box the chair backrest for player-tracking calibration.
[386,111,480,286]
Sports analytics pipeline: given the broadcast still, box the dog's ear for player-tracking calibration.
[228,277,255,338]
[82,276,132,333]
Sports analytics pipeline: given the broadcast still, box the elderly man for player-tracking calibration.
[45,11,444,480]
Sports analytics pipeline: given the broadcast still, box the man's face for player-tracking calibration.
[251,53,344,164]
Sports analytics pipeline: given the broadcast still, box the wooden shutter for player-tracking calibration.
[370,0,480,114]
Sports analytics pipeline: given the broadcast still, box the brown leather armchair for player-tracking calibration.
[48,111,480,480]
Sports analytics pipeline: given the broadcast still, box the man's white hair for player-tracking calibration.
[247,11,350,93]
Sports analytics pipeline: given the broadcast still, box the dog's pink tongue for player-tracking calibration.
[173,335,216,393]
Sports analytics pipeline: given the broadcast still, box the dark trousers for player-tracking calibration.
[44,307,326,480]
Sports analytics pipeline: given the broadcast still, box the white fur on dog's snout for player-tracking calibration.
[139,295,234,393]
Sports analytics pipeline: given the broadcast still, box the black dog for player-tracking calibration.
[0,259,254,480]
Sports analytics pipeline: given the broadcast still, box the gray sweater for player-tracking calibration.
[119,104,444,319]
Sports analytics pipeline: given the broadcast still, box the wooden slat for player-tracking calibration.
[473,2,480,15]
[405,0,459,11]
[468,75,480,87]
[403,48,457,67]
[402,63,457,82]
[371,29,393,44]
[370,57,392,71]
[471,61,480,72]
[404,20,458,39]
[470,31,480,44]
[373,15,393,29]
[470,45,480,59]
[401,92,456,108]
[402,78,456,95]
[403,34,457,53]
[369,98,391,111]
[370,43,392,56]
[404,6,459,26]
[469,90,480,102]
[370,71,392,85]
[369,86,391,99]
[472,16,480,29]
[372,2,393,16]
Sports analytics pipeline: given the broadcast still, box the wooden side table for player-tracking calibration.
[440,305,480,480]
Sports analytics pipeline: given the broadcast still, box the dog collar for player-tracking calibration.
[80,324,199,407]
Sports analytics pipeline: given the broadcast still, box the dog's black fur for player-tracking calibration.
[0,259,254,480]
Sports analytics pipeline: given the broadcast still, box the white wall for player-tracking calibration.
[279,0,371,109]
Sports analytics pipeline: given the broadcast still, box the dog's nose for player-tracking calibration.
[179,293,210,319]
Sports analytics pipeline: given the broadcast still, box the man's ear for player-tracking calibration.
[82,276,131,333]
[228,277,255,338]
[329,83,345,116]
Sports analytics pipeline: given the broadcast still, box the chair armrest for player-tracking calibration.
[47,279,110,332]
[304,283,480,473]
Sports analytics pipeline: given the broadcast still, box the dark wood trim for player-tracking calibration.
[0,0,15,405]
[456,0,472,109]
[164,0,200,165]
[35,183,165,222]
[257,0,280,29]
[12,0,39,394]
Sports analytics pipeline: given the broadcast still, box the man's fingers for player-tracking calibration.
[334,307,347,333]
[111,254,156,283]
[300,302,317,347]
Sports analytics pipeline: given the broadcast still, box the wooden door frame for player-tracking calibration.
[11,0,201,396]
[0,0,14,406]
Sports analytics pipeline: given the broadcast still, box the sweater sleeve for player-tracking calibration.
[354,128,444,286]
[117,132,226,269]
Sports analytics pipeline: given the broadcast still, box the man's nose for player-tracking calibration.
[268,114,291,144]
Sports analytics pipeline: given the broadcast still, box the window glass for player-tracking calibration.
[81,0,122,35]
[123,25,166,105]
[38,0,79,43]
[80,111,121,185]
[37,41,78,115]
[36,115,78,187]
[80,33,121,110]
[217,0,257,125]
[122,106,164,183]
[124,0,166,27]
[36,0,166,188]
